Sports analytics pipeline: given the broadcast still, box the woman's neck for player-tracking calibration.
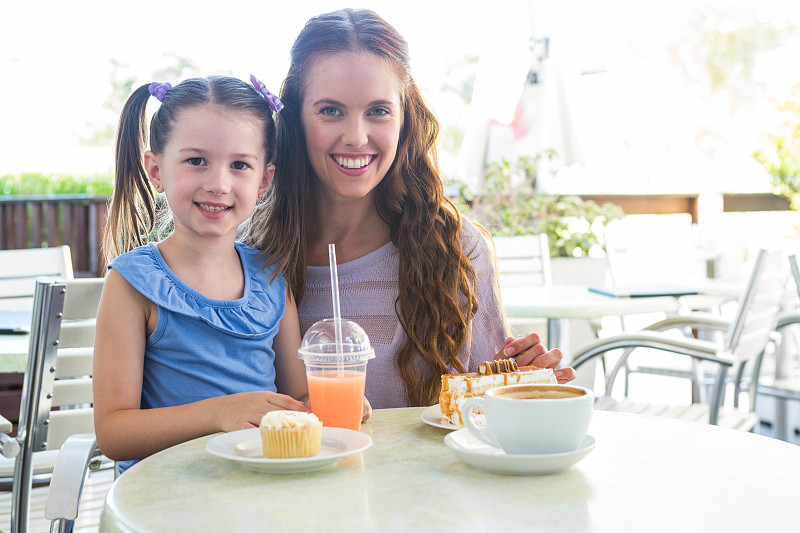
[305,191,391,266]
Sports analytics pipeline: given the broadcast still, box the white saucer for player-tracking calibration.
[206,427,372,474]
[444,430,595,475]
[420,404,486,430]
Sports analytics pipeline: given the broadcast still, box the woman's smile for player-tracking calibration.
[331,154,375,170]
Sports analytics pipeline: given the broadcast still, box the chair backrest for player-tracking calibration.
[0,247,73,298]
[724,248,790,362]
[492,234,552,289]
[11,277,103,532]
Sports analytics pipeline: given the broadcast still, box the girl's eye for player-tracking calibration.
[232,161,250,171]
[320,106,341,116]
[369,107,390,117]
[188,157,205,166]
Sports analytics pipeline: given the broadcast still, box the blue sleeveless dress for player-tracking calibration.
[108,242,286,473]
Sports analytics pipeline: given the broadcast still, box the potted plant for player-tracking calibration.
[753,84,800,210]
[453,154,623,260]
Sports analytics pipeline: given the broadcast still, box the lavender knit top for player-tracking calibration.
[298,218,509,409]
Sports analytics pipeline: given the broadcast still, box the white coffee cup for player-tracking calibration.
[462,384,594,455]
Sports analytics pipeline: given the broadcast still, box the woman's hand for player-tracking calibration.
[216,391,309,433]
[497,333,577,384]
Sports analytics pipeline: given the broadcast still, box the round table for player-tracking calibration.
[502,285,682,351]
[99,408,800,533]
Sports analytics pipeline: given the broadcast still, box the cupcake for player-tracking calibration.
[260,410,322,458]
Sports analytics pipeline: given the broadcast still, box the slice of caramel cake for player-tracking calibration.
[439,359,556,425]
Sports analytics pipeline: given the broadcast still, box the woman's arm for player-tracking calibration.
[93,270,306,461]
[465,221,575,382]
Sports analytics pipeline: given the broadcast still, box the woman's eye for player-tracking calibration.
[369,107,390,116]
[232,161,249,170]
[320,106,341,116]
[188,157,205,166]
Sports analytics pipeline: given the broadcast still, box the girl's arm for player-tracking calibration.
[93,270,306,461]
[272,288,309,403]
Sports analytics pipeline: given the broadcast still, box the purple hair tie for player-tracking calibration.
[249,74,284,113]
[148,82,172,102]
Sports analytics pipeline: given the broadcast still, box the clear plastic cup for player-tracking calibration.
[298,319,375,431]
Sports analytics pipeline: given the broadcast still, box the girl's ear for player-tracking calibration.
[144,151,165,193]
[259,164,275,196]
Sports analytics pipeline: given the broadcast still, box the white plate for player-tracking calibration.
[444,430,595,475]
[420,404,485,430]
[206,427,372,474]
[420,404,461,430]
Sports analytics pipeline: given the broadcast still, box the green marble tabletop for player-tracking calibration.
[0,296,32,373]
[100,408,800,533]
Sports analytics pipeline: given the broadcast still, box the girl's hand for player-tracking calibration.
[361,396,372,423]
[216,391,309,433]
[497,333,577,384]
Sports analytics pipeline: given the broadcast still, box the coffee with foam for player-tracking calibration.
[494,385,585,400]
[463,384,594,454]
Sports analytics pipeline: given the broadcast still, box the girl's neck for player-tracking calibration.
[306,191,391,266]
[156,232,245,300]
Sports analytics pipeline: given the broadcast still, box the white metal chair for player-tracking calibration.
[493,234,552,289]
[0,247,73,298]
[0,278,111,532]
[493,234,552,343]
[570,247,789,430]
[757,254,800,441]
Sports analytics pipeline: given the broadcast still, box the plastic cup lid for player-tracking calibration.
[298,318,375,363]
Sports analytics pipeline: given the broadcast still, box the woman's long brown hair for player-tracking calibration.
[244,8,479,406]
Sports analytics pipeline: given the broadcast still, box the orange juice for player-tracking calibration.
[307,370,366,431]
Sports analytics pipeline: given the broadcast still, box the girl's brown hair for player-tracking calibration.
[104,76,278,265]
[245,8,479,406]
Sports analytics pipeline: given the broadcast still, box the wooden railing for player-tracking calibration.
[0,195,109,277]
[0,192,790,278]
[580,192,790,224]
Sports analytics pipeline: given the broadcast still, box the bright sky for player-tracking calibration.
[2,0,799,195]
[1,1,491,175]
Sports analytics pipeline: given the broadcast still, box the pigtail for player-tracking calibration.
[103,84,158,265]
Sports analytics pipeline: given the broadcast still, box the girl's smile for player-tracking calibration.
[195,201,232,217]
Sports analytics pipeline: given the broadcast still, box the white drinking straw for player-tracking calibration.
[328,244,344,375]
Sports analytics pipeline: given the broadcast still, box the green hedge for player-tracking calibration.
[0,172,113,196]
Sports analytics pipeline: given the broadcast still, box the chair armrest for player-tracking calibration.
[642,312,731,333]
[571,331,734,370]
[776,310,800,330]
[570,331,735,410]
[45,434,103,521]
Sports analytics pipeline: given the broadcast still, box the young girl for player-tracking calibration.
[245,9,575,410]
[94,75,308,471]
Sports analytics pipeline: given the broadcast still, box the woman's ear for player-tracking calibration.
[259,164,276,196]
[144,151,164,193]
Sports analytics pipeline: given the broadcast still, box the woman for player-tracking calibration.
[245,8,575,409]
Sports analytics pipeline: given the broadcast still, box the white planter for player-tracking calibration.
[550,256,610,286]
